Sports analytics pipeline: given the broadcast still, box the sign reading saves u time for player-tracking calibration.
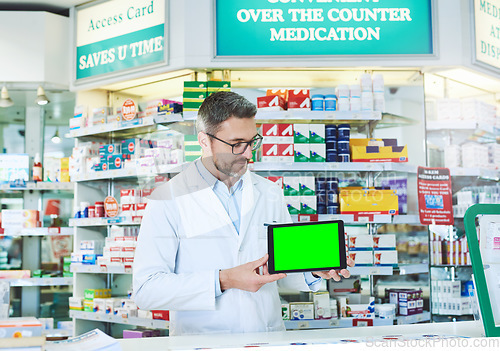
[75,0,166,80]
[216,0,433,56]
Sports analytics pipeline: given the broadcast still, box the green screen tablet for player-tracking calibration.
[267,220,347,274]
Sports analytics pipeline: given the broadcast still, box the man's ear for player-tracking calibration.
[198,131,210,151]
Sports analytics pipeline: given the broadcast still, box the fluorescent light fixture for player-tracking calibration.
[0,86,14,108]
[35,86,50,106]
[51,128,62,144]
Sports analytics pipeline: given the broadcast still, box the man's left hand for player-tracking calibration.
[312,257,354,282]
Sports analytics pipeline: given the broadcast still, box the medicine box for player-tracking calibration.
[373,250,398,266]
[348,235,373,250]
[261,144,279,162]
[300,196,317,215]
[294,144,310,162]
[372,235,396,249]
[309,124,325,144]
[313,292,332,319]
[294,124,310,143]
[338,294,375,318]
[282,304,290,320]
[290,302,314,320]
[284,177,300,196]
[257,95,286,111]
[348,251,373,266]
[278,143,294,163]
[0,318,43,338]
[299,176,315,196]
[69,297,84,311]
[310,144,326,162]
[285,196,300,215]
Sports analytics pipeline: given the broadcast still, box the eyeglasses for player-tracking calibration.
[206,133,263,155]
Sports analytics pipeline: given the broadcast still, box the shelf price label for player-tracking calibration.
[104,196,119,217]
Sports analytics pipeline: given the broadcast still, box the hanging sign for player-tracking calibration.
[75,0,166,80]
[215,0,433,56]
[417,167,454,226]
[473,0,500,71]
[104,196,119,217]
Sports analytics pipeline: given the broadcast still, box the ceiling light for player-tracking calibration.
[35,86,50,106]
[51,128,62,144]
[0,86,14,108]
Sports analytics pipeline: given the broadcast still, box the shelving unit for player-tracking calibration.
[0,182,74,191]
[5,277,73,287]
[284,318,393,330]
[1,227,74,236]
[70,311,169,329]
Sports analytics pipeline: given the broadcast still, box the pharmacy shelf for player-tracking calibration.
[71,163,188,182]
[382,163,418,173]
[0,227,74,236]
[427,120,498,134]
[70,264,132,274]
[250,162,385,172]
[292,214,419,225]
[284,317,393,330]
[396,311,431,325]
[70,311,169,329]
[5,277,73,287]
[347,266,393,275]
[69,217,141,227]
[430,265,472,268]
[396,264,429,275]
[69,114,184,138]
[449,167,499,180]
[0,182,74,191]
[255,110,382,122]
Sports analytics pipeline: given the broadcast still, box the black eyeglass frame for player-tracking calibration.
[205,133,263,155]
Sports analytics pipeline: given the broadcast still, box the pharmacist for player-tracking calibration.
[133,91,353,335]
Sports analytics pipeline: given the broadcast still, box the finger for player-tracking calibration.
[330,270,341,282]
[312,272,330,279]
[339,269,351,278]
[262,263,269,275]
[260,273,286,284]
[252,254,269,269]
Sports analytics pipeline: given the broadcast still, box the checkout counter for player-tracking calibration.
[118,321,494,350]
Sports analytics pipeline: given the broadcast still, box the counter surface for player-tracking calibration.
[118,321,485,350]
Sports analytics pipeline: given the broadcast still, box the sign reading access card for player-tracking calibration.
[75,0,166,80]
[216,0,434,57]
[417,167,454,226]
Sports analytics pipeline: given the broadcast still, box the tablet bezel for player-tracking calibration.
[267,220,347,274]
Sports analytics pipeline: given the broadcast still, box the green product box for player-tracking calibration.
[63,271,73,277]
[294,144,310,162]
[285,196,301,215]
[207,81,231,89]
[283,177,300,196]
[184,81,207,91]
[63,256,72,264]
[294,124,310,143]
[84,288,111,301]
[309,124,326,144]
[185,154,202,162]
[183,101,204,109]
[183,91,208,99]
[63,264,71,273]
[299,176,316,196]
[300,196,317,214]
[310,144,326,162]
[32,270,43,278]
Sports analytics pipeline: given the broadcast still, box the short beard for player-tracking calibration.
[213,156,248,178]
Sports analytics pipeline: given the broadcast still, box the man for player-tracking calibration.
[133,91,353,335]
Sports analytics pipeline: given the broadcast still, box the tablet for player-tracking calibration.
[267,220,347,274]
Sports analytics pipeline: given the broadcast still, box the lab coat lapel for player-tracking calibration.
[183,161,237,238]
[238,171,261,247]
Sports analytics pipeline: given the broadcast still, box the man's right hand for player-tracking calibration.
[219,254,286,293]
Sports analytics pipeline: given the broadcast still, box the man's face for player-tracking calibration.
[209,116,257,178]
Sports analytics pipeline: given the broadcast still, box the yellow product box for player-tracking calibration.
[350,138,408,162]
[339,187,399,215]
[69,297,84,311]
[60,157,69,170]
[84,288,112,300]
[83,299,94,312]
[60,170,70,182]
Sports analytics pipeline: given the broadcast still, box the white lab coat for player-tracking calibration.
[133,160,318,335]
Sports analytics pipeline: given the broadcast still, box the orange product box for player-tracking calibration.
[266,89,288,101]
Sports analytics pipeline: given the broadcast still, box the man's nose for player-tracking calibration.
[242,144,253,159]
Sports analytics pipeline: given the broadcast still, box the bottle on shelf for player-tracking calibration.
[33,153,43,182]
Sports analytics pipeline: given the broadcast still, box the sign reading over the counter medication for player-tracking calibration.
[216,0,433,56]
[473,0,500,71]
[75,0,166,80]
[417,167,454,226]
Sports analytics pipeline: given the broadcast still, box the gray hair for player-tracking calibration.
[196,91,257,135]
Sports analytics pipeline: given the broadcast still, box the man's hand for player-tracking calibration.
[219,254,286,293]
[312,257,355,282]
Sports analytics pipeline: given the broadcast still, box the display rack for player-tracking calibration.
[284,318,393,330]
[70,311,169,329]
[6,277,73,287]
[0,182,74,191]
[1,227,74,236]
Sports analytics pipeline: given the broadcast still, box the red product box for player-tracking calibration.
[278,124,294,137]
[288,96,311,110]
[120,189,135,197]
[262,124,279,137]
[278,144,294,159]
[151,310,170,321]
[141,189,153,198]
[288,89,310,98]
[123,257,134,264]
[121,204,136,216]
[257,95,286,110]
[266,176,284,189]
[262,144,279,157]
[110,257,123,263]
[155,176,169,183]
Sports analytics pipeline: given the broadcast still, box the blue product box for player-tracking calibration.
[108,155,123,170]
[93,162,108,172]
[122,139,141,155]
[82,254,102,265]
[99,143,121,156]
